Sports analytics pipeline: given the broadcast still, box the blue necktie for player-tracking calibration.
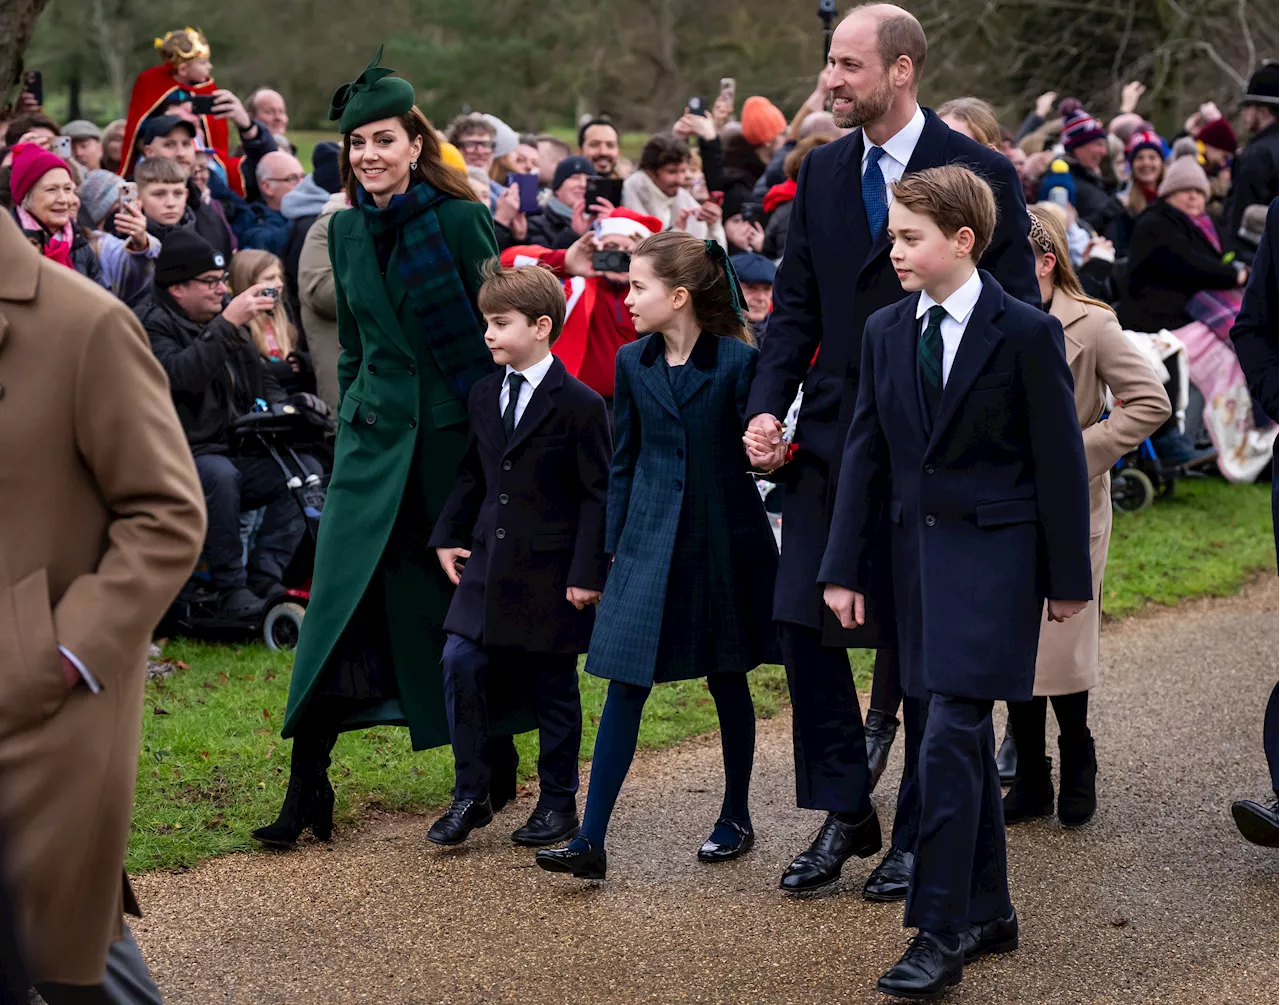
[862,145,889,240]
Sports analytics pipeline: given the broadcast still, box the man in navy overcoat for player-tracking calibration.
[744,5,1039,893]
[1223,198,1280,844]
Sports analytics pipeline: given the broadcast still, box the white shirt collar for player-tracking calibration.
[916,268,983,325]
[506,352,554,388]
[863,105,926,169]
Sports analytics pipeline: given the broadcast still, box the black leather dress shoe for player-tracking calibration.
[512,807,580,847]
[780,808,881,893]
[865,709,900,794]
[863,846,914,902]
[1232,797,1279,847]
[697,819,755,863]
[426,797,494,846]
[958,910,1019,964]
[877,931,963,1000]
[535,839,607,880]
[996,731,1018,785]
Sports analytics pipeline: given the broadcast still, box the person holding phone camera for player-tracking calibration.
[7,144,103,284]
[622,133,727,247]
[134,229,310,621]
[521,155,603,251]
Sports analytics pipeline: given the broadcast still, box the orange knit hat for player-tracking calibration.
[740,96,787,146]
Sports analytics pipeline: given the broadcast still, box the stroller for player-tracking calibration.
[1110,433,1216,512]
[164,403,329,650]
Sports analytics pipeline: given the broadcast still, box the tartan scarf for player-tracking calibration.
[359,181,493,401]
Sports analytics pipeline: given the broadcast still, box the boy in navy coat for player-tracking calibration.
[819,165,1091,1000]
[427,264,612,849]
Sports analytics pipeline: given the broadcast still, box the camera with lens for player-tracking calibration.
[592,249,632,274]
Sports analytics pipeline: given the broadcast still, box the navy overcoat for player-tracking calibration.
[818,274,1093,701]
[585,332,779,687]
[746,108,1040,641]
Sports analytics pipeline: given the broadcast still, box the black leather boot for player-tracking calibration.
[1057,734,1097,827]
[995,730,1018,785]
[1002,755,1053,825]
[864,709,900,794]
[252,730,330,848]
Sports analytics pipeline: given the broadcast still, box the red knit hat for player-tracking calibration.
[599,207,661,241]
[741,96,787,146]
[1059,98,1107,151]
[1195,117,1238,155]
[9,144,73,205]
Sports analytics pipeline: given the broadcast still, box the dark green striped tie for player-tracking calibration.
[918,304,947,421]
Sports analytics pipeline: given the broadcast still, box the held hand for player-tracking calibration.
[564,232,600,278]
[212,89,251,130]
[682,110,718,142]
[435,546,471,586]
[494,183,521,226]
[222,283,279,326]
[743,428,787,471]
[566,586,603,610]
[1034,91,1058,119]
[823,584,865,629]
[60,654,81,690]
[1047,599,1088,622]
[589,196,615,220]
[114,201,149,250]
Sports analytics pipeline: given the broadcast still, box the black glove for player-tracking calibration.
[291,392,330,417]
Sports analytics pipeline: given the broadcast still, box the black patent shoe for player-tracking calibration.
[996,730,1018,785]
[1002,757,1054,825]
[865,709,900,795]
[512,807,580,847]
[780,808,881,894]
[697,819,755,863]
[877,931,963,1000]
[863,846,914,902]
[535,838,607,880]
[958,910,1019,964]
[1232,797,1279,847]
[427,797,494,846]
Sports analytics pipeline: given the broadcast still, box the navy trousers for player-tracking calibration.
[1266,683,1278,795]
[903,693,1013,936]
[441,633,581,813]
[779,624,873,814]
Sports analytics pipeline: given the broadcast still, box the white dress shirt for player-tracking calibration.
[498,353,555,428]
[916,268,983,387]
[861,105,927,204]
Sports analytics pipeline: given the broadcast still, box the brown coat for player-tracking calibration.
[1033,288,1171,695]
[0,212,205,984]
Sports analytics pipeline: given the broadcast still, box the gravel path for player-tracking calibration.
[133,583,1279,1004]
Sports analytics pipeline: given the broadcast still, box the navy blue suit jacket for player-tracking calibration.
[1228,199,1280,568]
[428,355,613,654]
[745,108,1039,633]
[818,273,1092,701]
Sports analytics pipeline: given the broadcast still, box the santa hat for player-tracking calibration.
[499,244,554,269]
[1059,98,1107,151]
[598,207,661,242]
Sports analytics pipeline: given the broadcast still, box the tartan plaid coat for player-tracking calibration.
[585,332,779,687]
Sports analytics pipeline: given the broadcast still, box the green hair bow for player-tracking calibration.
[705,240,748,325]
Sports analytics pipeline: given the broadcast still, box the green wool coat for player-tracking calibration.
[282,196,532,750]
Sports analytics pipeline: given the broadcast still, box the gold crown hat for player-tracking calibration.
[154,28,212,64]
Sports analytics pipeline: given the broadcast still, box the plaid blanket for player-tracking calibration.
[1185,287,1243,343]
[360,181,492,400]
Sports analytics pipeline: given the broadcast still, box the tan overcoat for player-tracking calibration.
[0,211,205,984]
[1033,288,1171,695]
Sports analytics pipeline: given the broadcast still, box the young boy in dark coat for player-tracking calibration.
[818,166,1092,1001]
[427,263,612,848]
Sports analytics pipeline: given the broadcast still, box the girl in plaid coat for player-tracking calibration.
[536,231,779,881]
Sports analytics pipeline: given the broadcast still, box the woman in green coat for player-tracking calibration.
[254,49,527,847]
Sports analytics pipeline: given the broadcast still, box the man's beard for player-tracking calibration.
[831,75,894,129]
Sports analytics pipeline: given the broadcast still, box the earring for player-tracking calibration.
[410,160,418,170]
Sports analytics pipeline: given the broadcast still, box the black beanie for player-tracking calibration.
[312,141,342,194]
[155,229,226,287]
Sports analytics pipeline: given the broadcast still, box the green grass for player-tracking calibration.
[129,474,1270,874]
[1104,474,1274,617]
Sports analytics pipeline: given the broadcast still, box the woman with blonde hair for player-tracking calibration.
[228,248,312,393]
[937,96,1003,150]
[1001,204,1171,830]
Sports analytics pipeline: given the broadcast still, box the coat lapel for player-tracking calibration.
[637,334,683,422]
[671,331,719,407]
[344,226,417,361]
[927,273,1006,449]
[836,131,870,264]
[505,356,565,455]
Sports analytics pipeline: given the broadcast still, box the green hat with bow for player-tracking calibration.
[329,45,416,134]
